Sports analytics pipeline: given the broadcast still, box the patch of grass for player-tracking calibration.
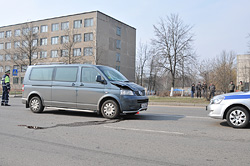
[149,96,210,104]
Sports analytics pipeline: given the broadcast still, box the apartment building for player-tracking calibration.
[0,11,136,89]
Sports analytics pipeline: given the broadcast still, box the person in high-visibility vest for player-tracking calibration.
[1,70,11,106]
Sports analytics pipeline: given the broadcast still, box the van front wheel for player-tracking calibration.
[101,100,120,119]
[29,96,44,113]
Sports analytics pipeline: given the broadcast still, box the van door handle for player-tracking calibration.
[72,83,75,86]
[80,83,84,86]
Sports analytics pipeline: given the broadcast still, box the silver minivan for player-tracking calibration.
[22,64,148,119]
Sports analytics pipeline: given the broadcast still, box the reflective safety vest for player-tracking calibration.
[1,74,10,90]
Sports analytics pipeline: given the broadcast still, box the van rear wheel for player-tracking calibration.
[29,96,44,113]
[101,100,120,119]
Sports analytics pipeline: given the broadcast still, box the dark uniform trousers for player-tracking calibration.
[1,86,9,105]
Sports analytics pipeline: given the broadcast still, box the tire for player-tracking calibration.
[101,100,120,119]
[29,96,44,113]
[226,106,249,128]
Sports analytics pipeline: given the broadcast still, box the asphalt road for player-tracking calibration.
[1,98,250,166]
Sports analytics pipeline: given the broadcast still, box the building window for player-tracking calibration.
[41,25,48,33]
[13,54,19,60]
[21,65,27,72]
[22,28,29,35]
[51,23,59,32]
[116,66,120,71]
[51,36,59,45]
[5,42,11,49]
[32,52,38,59]
[51,50,58,58]
[40,38,47,46]
[116,53,120,62]
[14,41,20,48]
[61,36,69,44]
[13,77,19,84]
[22,53,28,60]
[40,51,47,58]
[0,66,3,72]
[22,40,28,47]
[73,34,82,42]
[116,40,121,49]
[21,77,24,84]
[84,33,93,42]
[13,65,18,70]
[61,49,69,57]
[74,20,82,28]
[61,22,69,30]
[116,27,121,36]
[32,39,38,46]
[84,18,93,27]
[84,47,93,56]
[0,31,4,38]
[73,48,81,56]
[6,31,12,38]
[0,43,4,49]
[32,27,39,34]
[14,29,21,36]
[5,65,11,72]
[0,55,3,61]
[5,54,11,61]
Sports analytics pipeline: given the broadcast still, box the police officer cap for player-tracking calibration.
[5,70,10,74]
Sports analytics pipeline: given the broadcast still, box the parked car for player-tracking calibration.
[207,91,250,128]
[22,64,148,119]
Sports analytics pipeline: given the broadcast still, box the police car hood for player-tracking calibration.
[218,91,250,100]
[110,81,145,91]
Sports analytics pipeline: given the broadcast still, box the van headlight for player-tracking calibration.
[211,96,225,104]
[120,89,134,96]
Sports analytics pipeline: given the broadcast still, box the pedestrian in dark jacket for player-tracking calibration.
[1,70,11,106]
[209,83,216,100]
[228,81,235,93]
[196,82,202,98]
[202,82,207,98]
[191,83,195,98]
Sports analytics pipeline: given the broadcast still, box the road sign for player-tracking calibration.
[13,69,18,76]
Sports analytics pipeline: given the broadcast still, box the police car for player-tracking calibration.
[207,91,250,128]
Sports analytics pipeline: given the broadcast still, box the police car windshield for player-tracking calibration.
[97,66,129,82]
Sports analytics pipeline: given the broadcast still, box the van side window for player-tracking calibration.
[81,67,100,83]
[30,68,53,81]
[54,67,78,82]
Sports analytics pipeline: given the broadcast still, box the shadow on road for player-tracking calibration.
[220,121,250,129]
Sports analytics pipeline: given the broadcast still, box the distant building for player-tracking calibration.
[237,54,250,91]
[0,11,136,89]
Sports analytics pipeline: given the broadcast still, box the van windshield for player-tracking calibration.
[97,66,129,82]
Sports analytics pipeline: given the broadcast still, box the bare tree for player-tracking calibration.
[214,50,236,93]
[152,14,195,93]
[136,41,150,86]
[4,23,40,66]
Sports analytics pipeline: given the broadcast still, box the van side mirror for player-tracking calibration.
[96,75,107,84]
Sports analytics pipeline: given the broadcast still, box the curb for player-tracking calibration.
[149,102,207,107]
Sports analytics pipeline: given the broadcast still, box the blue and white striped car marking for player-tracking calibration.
[224,95,250,100]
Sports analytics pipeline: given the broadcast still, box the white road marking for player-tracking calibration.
[104,126,184,135]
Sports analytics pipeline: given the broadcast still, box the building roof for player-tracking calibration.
[0,10,136,30]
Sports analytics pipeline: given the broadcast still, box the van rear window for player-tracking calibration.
[30,68,53,81]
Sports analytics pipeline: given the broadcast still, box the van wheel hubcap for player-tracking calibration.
[31,99,40,111]
[104,103,115,116]
[229,110,246,126]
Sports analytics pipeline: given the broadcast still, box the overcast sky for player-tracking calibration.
[0,0,249,60]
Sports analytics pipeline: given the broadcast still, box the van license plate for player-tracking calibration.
[141,103,148,108]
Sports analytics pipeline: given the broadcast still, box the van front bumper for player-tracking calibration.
[120,95,148,113]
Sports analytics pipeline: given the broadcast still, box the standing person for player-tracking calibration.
[1,70,11,106]
[202,82,207,98]
[237,81,244,92]
[191,83,195,98]
[196,82,202,98]
[228,81,235,93]
[209,83,216,100]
